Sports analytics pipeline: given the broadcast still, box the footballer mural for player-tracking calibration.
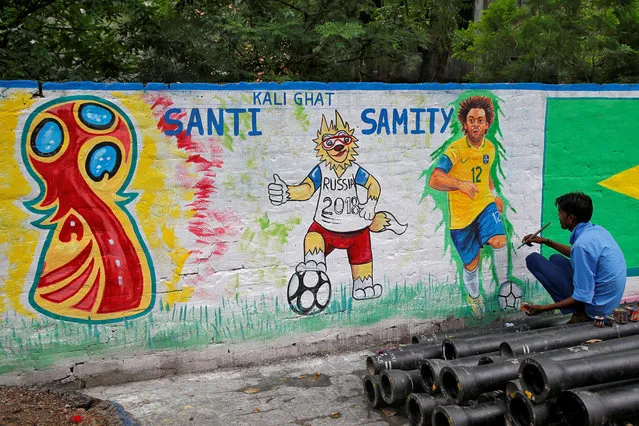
[422,93,522,318]
[268,110,407,315]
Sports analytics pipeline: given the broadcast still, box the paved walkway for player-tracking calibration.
[84,313,572,425]
[86,349,407,426]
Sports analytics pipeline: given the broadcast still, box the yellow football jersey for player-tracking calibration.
[442,136,496,229]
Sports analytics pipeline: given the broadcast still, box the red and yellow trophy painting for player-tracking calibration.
[269,111,407,315]
[22,96,155,323]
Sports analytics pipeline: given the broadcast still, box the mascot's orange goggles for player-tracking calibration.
[321,132,353,150]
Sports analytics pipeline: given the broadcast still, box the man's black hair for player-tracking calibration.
[555,192,593,223]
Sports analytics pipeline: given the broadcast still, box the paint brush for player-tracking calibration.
[517,222,551,249]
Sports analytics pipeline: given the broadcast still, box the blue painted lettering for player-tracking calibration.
[186,108,203,136]
[225,108,245,136]
[393,109,408,134]
[248,108,262,136]
[163,108,183,136]
[207,108,223,136]
[440,108,454,133]
[360,108,377,135]
[161,108,263,137]
[360,107,454,136]
[293,92,334,106]
[427,108,439,134]
[410,108,426,135]
[376,108,390,135]
[253,91,286,106]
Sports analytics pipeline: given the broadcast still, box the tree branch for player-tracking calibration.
[273,0,308,18]
[0,0,57,48]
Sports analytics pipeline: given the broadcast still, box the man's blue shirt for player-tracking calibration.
[569,222,626,317]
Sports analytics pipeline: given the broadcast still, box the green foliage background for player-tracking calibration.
[1,0,471,83]
[3,0,637,83]
[454,0,639,83]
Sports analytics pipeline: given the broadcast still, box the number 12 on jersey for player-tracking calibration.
[471,166,482,183]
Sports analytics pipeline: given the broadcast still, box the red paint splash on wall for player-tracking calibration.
[149,95,240,272]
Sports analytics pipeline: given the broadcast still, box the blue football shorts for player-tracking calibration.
[450,203,506,266]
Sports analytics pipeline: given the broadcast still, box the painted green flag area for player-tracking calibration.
[543,98,639,276]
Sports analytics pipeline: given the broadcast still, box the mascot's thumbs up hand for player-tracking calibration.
[358,198,377,220]
[268,174,289,206]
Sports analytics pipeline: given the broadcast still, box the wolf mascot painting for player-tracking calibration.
[268,111,407,315]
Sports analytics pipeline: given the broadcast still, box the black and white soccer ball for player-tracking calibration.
[287,269,331,315]
[497,281,523,310]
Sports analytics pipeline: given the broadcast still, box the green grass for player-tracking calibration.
[0,276,552,374]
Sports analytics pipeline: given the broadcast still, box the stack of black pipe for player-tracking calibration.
[362,311,639,426]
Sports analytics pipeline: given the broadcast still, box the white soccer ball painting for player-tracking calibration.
[287,270,331,315]
[497,281,523,310]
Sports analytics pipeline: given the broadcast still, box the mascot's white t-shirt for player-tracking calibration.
[308,162,372,233]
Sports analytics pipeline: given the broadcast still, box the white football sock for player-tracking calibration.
[462,266,480,299]
[493,246,509,283]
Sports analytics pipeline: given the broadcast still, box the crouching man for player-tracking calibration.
[521,192,626,323]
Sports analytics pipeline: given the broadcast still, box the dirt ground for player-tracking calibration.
[0,385,137,426]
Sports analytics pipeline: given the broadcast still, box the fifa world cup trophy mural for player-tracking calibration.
[268,111,407,315]
[22,96,155,323]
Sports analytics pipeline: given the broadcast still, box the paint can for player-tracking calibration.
[613,308,628,324]
[594,316,605,328]
[604,315,616,327]
[632,307,639,322]
[626,305,637,319]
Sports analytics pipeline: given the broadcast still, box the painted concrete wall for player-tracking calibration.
[1,81,638,375]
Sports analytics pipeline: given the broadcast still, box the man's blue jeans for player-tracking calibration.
[525,253,578,314]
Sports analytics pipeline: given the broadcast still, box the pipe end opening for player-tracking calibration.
[499,342,514,358]
[442,341,457,360]
[508,393,532,426]
[521,363,545,399]
[420,363,437,392]
[432,410,452,426]
[363,376,378,405]
[558,392,589,426]
[440,369,459,401]
[380,373,393,400]
[406,396,423,425]
[365,357,377,376]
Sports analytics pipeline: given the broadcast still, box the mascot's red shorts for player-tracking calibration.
[308,221,372,265]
